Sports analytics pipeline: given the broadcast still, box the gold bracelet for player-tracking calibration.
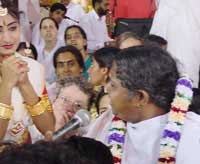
[0,103,13,120]
[25,94,52,116]
[42,94,53,113]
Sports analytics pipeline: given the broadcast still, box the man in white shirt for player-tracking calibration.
[60,0,85,25]
[86,46,200,164]
[79,0,112,53]
[150,0,200,87]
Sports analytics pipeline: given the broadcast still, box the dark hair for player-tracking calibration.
[65,25,88,50]
[0,0,21,21]
[16,42,38,60]
[50,2,67,15]
[144,34,167,47]
[116,31,142,48]
[53,45,85,69]
[93,47,119,70]
[189,88,200,115]
[39,17,59,30]
[92,0,103,8]
[59,136,114,164]
[0,141,92,164]
[115,45,179,112]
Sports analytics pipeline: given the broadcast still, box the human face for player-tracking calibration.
[55,85,89,116]
[106,63,141,122]
[97,0,110,16]
[88,58,106,86]
[40,19,58,42]
[50,9,65,24]
[119,38,142,49]
[65,28,87,51]
[0,14,20,56]
[56,52,83,79]
[18,49,35,59]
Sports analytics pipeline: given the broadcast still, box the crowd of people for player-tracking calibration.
[0,0,199,164]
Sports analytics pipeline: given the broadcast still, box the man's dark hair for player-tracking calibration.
[93,47,119,70]
[92,0,103,8]
[0,137,114,164]
[53,45,85,69]
[39,17,59,30]
[115,45,179,112]
[59,136,114,164]
[65,25,88,50]
[50,2,67,15]
[144,34,167,47]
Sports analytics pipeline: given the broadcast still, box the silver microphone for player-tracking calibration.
[52,109,91,140]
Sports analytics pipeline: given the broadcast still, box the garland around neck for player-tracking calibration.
[108,76,193,164]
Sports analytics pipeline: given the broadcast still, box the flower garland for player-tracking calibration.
[108,116,126,164]
[158,76,193,164]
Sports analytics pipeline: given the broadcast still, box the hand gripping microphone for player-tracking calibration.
[52,109,91,140]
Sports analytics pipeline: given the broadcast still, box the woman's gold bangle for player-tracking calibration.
[0,103,13,120]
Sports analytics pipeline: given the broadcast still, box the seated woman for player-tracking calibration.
[17,42,38,60]
[88,47,119,118]
[53,76,93,131]
[47,45,85,102]
[86,45,200,164]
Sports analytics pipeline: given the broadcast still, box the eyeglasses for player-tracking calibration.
[57,96,86,110]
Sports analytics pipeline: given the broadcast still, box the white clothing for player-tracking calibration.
[32,20,69,48]
[150,0,200,87]
[37,40,63,85]
[19,0,40,42]
[79,10,112,53]
[3,53,45,143]
[87,110,200,164]
[64,2,85,25]
[46,82,58,103]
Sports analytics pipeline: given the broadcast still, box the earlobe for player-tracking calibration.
[133,90,150,108]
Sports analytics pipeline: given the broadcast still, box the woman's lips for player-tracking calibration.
[2,44,13,49]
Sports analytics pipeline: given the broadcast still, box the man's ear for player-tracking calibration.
[131,90,150,107]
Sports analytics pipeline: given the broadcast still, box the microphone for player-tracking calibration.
[52,109,91,140]
[64,16,79,24]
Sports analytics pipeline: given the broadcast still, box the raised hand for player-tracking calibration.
[0,56,29,89]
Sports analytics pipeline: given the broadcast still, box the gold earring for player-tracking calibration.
[138,104,144,110]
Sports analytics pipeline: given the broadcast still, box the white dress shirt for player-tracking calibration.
[64,2,85,25]
[150,0,200,87]
[86,109,200,164]
[79,9,112,53]
[19,0,40,42]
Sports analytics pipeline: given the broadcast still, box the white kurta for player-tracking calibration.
[79,10,112,53]
[3,53,45,143]
[64,2,85,25]
[150,0,200,87]
[19,0,40,42]
[86,110,200,164]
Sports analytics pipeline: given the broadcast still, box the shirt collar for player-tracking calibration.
[127,114,168,130]
[91,9,102,21]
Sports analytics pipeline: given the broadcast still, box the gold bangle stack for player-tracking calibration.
[25,94,53,117]
[0,103,13,120]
